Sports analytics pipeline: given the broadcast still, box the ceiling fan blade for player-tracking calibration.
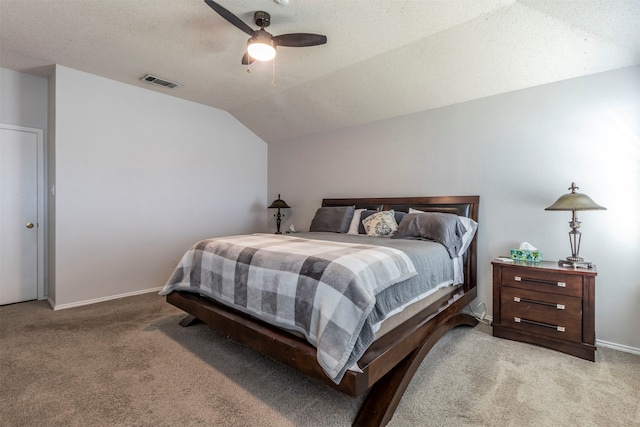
[204,0,255,36]
[242,52,255,65]
[272,33,327,47]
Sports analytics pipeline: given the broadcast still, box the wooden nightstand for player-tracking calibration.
[492,259,597,361]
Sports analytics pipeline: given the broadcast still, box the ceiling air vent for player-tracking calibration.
[140,74,181,89]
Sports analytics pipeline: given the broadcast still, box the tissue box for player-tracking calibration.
[510,249,542,262]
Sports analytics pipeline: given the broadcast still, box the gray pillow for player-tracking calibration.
[393,212,467,258]
[309,206,355,233]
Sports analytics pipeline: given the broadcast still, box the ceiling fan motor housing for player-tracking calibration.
[254,11,270,28]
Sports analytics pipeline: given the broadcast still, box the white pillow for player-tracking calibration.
[409,208,477,256]
[457,216,478,256]
[362,210,398,237]
[347,208,366,234]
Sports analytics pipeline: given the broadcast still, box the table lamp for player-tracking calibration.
[268,194,290,234]
[545,182,606,268]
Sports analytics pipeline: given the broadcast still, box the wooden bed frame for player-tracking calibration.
[166,195,480,426]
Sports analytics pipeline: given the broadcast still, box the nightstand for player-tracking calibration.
[492,259,597,361]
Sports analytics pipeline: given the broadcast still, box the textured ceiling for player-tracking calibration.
[1,0,639,143]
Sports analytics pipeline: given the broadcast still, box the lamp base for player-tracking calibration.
[558,258,594,269]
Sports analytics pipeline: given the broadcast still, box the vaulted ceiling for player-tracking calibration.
[1,0,639,143]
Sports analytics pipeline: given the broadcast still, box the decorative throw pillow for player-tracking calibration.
[309,206,355,233]
[362,210,398,237]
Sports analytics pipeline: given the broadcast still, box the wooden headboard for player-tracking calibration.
[322,195,480,292]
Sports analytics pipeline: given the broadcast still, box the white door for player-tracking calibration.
[0,126,40,305]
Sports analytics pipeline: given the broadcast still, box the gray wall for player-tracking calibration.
[268,66,640,352]
[2,65,269,309]
[3,64,638,352]
[0,68,48,129]
[49,65,268,308]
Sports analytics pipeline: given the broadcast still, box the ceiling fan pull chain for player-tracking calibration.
[272,58,277,86]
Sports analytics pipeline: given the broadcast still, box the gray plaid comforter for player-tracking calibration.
[160,233,418,383]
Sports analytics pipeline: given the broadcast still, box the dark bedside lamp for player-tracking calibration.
[268,194,290,234]
[545,182,606,268]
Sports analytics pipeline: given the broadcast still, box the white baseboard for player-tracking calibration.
[50,287,163,311]
[596,339,640,356]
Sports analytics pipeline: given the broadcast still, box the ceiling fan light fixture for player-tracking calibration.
[247,36,276,61]
[204,1,326,66]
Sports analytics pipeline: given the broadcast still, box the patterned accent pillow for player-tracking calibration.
[362,210,398,237]
[358,210,379,234]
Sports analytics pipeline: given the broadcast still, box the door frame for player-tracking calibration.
[1,124,45,300]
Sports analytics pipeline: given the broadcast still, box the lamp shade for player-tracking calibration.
[268,194,290,209]
[247,32,276,61]
[545,182,606,211]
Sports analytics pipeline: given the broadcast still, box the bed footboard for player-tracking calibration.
[354,310,478,426]
[167,285,478,426]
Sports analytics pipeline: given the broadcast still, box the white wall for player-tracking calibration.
[0,68,48,129]
[268,66,640,352]
[51,65,268,308]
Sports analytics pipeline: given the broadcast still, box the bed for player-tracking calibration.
[161,195,479,426]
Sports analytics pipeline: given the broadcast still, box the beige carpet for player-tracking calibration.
[1,292,638,426]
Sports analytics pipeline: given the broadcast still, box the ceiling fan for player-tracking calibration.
[204,0,327,65]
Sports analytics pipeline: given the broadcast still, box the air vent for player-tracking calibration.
[140,74,181,89]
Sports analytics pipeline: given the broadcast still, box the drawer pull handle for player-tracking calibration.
[514,317,565,332]
[513,296,565,310]
[514,276,566,287]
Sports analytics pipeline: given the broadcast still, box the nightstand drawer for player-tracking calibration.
[500,313,583,343]
[501,286,582,343]
[500,266,582,297]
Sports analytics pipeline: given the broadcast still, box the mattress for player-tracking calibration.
[162,231,460,383]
